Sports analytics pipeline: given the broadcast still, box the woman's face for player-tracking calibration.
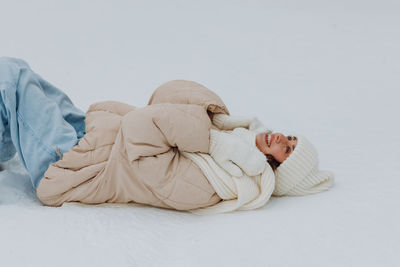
[256,133,298,163]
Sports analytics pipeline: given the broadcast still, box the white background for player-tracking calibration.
[0,1,399,266]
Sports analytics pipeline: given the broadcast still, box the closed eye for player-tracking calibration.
[286,146,290,153]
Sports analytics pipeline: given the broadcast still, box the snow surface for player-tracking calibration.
[1,0,399,266]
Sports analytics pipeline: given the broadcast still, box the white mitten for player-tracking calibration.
[209,129,267,177]
[247,117,272,134]
[212,114,271,134]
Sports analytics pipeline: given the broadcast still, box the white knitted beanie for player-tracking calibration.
[273,136,334,196]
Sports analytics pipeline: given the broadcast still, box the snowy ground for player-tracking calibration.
[1,1,399,266]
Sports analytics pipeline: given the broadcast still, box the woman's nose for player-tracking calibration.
[277,134,289,144]
[276,133,283,143]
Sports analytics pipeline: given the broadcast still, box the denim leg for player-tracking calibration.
[35,74,86,141]
[0,103,16,162]
[0,57,86,188]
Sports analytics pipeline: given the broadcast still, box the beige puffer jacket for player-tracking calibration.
[36,80,230,211]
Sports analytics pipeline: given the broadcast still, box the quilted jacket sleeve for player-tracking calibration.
[147,80,230,117]
[121,103,212,163]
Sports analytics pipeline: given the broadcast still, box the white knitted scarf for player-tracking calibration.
[181,128,275,215]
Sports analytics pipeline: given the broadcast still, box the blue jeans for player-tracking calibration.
[0,57,86,189]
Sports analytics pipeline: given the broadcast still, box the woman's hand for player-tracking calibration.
[209,129,266,177]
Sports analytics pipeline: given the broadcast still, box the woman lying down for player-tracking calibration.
[0,57,334,214]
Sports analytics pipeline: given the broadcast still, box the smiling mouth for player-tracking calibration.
[265,134,271,147]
